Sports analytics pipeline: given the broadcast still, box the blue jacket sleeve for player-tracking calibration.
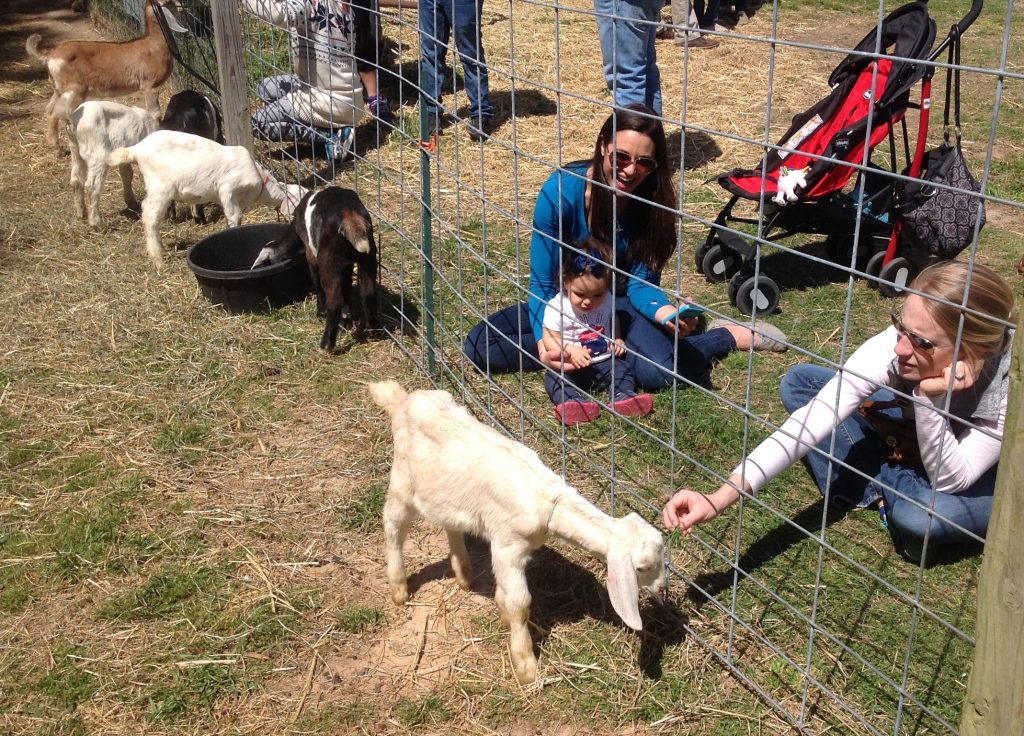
[624,257,669,321]
[528,171,586,342]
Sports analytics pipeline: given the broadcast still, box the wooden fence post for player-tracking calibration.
[960,310,1024,734]
[210,0,252,152]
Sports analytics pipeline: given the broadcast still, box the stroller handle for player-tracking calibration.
[930,0,984,60]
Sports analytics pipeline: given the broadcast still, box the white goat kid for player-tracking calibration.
[368,381,666,685]
[66,101,157,227]
[107,130,307,267]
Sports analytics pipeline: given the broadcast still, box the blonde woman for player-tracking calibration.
[663,260,1015,562]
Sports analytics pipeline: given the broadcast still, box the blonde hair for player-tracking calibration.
[911,260,1015,361]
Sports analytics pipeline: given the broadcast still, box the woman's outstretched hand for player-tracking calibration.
[662,488,722,533]
[662,476,748,534]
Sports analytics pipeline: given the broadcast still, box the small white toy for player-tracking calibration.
[773,165,811,206]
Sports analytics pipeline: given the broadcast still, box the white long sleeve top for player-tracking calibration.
[733,326,1008,495]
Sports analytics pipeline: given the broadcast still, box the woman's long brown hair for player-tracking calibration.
[587,104,678,273]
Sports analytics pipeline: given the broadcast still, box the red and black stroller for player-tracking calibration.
[696,0,984,315]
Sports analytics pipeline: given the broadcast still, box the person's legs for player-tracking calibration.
[875,464,996,558]
[450,0,494,123]
[546,369,602,425]
[256,75,296,104]
[641,0,662,114]
[697,0,721,29]
[779,364,893,508]
[670,0,700,41]
[251,91,327,146]
[418,0,451,133]
[595,0,663,113]
[463,303,542,374]
[620,301,735,390]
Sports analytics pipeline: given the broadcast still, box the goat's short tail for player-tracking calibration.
[368,381,408,416]
[341,211,372,254]
[25,34,48,63]
[106,146,136,169]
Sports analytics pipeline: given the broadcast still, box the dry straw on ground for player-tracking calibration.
[2,0,1016,733]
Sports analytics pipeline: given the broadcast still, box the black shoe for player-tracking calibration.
[467,116,496,142]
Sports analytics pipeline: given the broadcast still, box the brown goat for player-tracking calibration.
[25,0,184,150]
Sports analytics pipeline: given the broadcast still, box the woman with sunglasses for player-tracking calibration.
[464,103,786,391]
[663,260,1016,563]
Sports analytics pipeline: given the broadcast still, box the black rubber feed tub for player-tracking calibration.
[187,223,312,314]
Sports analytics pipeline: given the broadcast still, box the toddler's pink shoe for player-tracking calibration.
[612,393,654,418]
[555,401,601,426]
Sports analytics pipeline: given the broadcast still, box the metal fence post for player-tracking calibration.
[961,310,1024,734]
[419,65,436,377]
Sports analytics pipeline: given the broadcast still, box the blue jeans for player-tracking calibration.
[544,355,636,405]
[418,0,494,128]
[252,75,333,145]
[462,300,735,390]
[779,364,996,550]
[594,0,663,114]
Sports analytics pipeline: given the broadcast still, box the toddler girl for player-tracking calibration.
[542,239,654,425]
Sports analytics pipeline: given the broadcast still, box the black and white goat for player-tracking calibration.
[253,187,380,350]
[159,89,223,224]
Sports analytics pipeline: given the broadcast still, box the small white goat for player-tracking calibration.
[107,130,307,267]
[25,0,185,150]
[368,381,665,685]
[66,101,158,227]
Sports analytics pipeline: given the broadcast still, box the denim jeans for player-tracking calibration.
[418,0,494,128]
[779,364,996,549]
[462,300,736,390]
[594,0,663,114]
[544,355,636,405]
[252,75,332,145]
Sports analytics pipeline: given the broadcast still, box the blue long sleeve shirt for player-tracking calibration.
[527,162,671,342]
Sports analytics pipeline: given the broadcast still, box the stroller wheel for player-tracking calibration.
[877,257,915,298]
[735,275,781,317]
[865,250,888,288]
[701,243,742,283]
[727,271,743,305]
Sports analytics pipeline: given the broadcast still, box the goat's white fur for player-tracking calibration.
[107,130,306,268]
[368,381,665,685]
[66,101,157,227]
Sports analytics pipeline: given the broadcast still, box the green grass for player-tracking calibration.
[338,484,387,532]
[337,604,387,634]
[145,664,253,722]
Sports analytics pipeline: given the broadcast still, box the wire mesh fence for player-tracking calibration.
[94,0,1022,731]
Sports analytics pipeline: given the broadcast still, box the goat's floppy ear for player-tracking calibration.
[606,549,642,631]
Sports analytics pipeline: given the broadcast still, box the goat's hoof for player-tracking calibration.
[513,660,538,685]
[390,587,409,606]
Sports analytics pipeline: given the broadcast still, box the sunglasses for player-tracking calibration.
[890,311,947,352]
[606,148,658,175]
